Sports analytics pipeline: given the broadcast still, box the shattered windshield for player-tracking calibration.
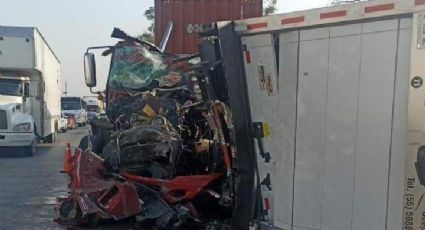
[0,79,22,96]
[108,45,183,90]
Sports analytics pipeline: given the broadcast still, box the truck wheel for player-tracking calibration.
[78,135,90,151]
[46,132,56,143]
[25,141,36,156]
[46,134,52,143]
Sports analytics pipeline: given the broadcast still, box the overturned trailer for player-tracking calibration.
[209,0,425,229]
[57,0,425,229]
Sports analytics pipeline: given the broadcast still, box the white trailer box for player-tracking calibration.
[214,0,425,229]
[0,26,61,150]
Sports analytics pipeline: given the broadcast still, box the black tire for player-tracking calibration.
[46,132,56,143]
[78,135,90,151]
[45,134,52,143]
[25,141,36,157]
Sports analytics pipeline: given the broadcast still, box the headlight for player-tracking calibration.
[13,123,32,132]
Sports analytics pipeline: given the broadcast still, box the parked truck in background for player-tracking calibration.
[0,26,61,155]
[61,97,88,126]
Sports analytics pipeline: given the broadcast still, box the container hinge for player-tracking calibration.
[242,44,248,51]
[261,173,272,191]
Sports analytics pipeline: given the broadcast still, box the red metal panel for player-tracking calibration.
[174,0,184,54]
[196,0,206,24]
[249,0,263,19]
[218,0,229,21]
[245,50,251,64]
[364,3,395,13]
[155,0,263,54]
[320,10,347,19]
[247,22,268,30]
[230,0,240,20]
[184,0,196,54]
[281,16,305,25]
[154,0,162,47]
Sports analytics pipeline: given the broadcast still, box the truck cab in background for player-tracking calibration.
[83,96,101,122]
[61,97,88,126]
[0,75,36,155]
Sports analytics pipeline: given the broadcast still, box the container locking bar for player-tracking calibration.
[252,122,271,163]
[261,173,272,191]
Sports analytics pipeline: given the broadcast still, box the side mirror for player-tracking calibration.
[23,83,30,97]
[37,81,45,98]
[84,52,97,87]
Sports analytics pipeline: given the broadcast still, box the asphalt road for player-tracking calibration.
[0,127,89,230]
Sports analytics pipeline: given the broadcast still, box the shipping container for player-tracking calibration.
[155,0,263,54]
[201,0,425,229]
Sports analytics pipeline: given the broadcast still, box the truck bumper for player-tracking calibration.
[0,132,35,147]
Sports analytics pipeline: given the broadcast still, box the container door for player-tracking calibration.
[241,33,281,225]
[272,30,300,229]
[0,31,35,69]
[241,17,412,230]
[319,24,362,230]
[351,19,400,230]
[291,27,330,230]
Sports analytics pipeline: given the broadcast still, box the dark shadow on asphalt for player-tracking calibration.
[0,147,38,158]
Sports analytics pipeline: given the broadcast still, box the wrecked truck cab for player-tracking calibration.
[89,41,196,123]
[58,28,240,229]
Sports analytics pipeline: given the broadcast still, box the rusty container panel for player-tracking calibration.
[155,0,263,54]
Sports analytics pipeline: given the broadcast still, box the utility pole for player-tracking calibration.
[63,81,68,96]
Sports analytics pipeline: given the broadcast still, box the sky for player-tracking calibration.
[0,0,331,96]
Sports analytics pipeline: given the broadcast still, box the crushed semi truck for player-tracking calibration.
[57,0,425,229]
[0,26,61,155]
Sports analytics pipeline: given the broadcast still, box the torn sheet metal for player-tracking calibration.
[56,149,142,225]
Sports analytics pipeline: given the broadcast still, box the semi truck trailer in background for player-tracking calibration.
[0,26,61,155]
